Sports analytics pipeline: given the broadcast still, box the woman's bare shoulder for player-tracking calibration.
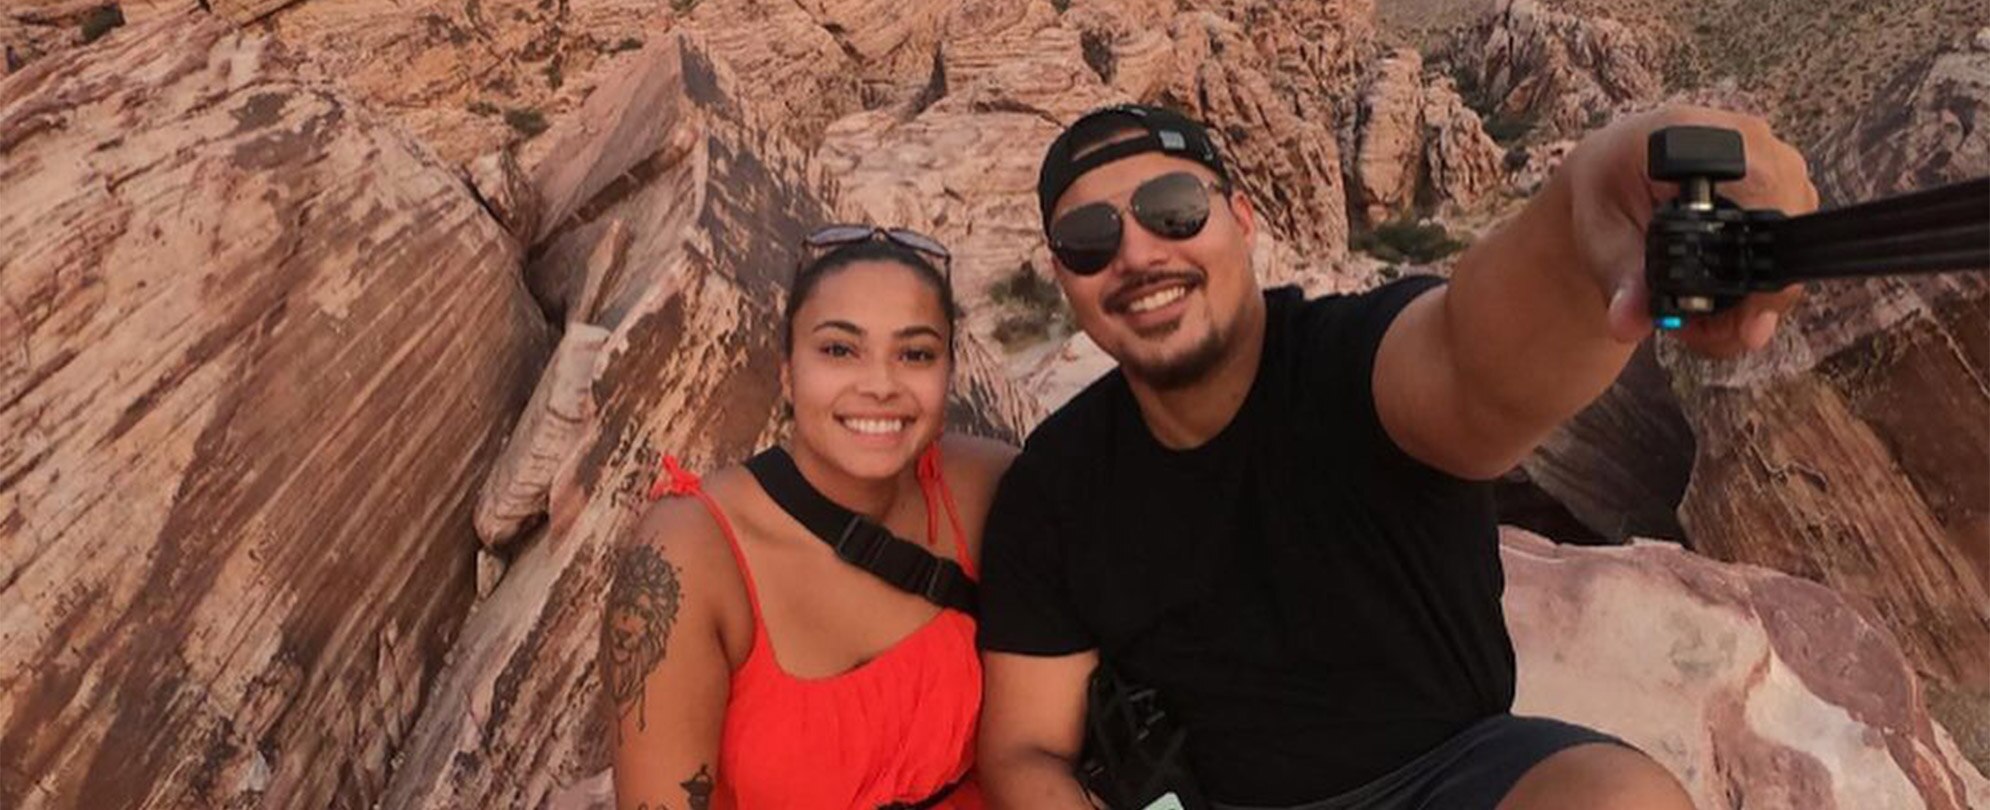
[617,467,758,626]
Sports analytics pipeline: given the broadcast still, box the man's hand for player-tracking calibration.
[1561,105,1820,358]
[1377,105,1820,479]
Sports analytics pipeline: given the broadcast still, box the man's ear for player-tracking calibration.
[1226,186,1257,241]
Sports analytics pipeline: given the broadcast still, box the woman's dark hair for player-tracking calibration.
[781,240,959,357]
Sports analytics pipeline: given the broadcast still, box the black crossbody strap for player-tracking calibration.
[745,447,977,615]
[877,773,966,810]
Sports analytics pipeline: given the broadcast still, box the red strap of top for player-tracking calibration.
[916,444,978,580]
[648,455,701,500]
[648,455,764,617]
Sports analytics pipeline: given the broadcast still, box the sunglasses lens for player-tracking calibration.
[1131,172,1212,240]
[1048,203,1121,275]
[805,224,876,248]
[885,228,952,262]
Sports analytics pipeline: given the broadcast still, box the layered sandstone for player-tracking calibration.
[256,0,658,166]
[1817,30,1990,207]
[6,0,1989,805]
[1349,48,1506,226]
[1662,271,1990,774]
[1449,0,1663,143]
[1650,32,1990,767]
[1519,344,1694,543]
[0,13,552,807]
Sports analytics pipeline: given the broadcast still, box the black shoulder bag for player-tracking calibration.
[1078,664,1208,810]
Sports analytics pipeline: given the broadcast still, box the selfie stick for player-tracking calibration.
[1644,126,1990,328]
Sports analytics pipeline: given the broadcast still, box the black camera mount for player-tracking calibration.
[1644,126,1989,329]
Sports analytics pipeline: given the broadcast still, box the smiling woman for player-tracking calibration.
[603,227,1018,810]
[783,240,957,483]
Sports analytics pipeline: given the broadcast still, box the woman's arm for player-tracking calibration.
[603,498,742,810]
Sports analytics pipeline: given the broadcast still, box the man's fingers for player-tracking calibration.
[1606,281,1653,344]
[1743,310,1780,351]
[1684,311,1744,358]
[1669,285,1801,357]
[1742,286,1801,350]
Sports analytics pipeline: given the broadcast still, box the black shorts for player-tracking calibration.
[1210,714,1632,810]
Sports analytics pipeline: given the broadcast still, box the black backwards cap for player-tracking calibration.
[1036,104,1231,231]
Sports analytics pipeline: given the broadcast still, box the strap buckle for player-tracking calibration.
[917,557,948,604]
[833,517,891,567]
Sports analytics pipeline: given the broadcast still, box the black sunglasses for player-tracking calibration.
[803,224,953,276]
[1046,171,1229,276]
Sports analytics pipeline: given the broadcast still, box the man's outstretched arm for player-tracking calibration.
[1373,106,1819,481]
[978,649,1100,809]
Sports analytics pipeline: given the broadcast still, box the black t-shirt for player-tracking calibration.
[977,280,1514,805]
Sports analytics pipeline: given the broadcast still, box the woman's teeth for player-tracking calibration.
[841,417,907,435]
[1127,286,1187,314]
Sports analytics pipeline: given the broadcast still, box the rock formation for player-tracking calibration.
[1505,528,1989,810]
[1449,0,1664,143]
[3,1,178,73]
[258,0,661,167]
[0,13,552,807]
[1352,50,1427,226]
[1817,29,1990,207]
[1644,26,1990,770]
[5,0,1988,805]
[1349,48,1506,226]
[1419,73,1507,213]
[1520,344,1695,543]
[1662,272,1990,775]
[817,0,1391,363]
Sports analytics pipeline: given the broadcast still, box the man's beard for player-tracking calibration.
[1121,324,1228,390]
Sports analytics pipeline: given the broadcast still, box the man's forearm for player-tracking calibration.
[1441,163,1639,450]
[982,747,1095,810]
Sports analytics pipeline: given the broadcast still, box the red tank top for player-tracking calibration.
[650,446,985,809]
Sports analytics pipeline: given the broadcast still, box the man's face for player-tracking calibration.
[1048,150,1258,389]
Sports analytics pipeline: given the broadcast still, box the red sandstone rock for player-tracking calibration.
[1452,0,1664,142]
[0,14,553,807]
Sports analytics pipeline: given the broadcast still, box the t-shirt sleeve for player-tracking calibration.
[1299,275,1447,469]
[975,452,1096,656]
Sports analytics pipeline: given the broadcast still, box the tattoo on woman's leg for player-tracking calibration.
[602,544,684,730]
[683,764,715,810]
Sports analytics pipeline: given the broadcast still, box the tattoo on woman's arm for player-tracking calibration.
[602,544,684,730]
[682,764,715,810]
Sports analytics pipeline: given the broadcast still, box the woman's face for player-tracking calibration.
[784,260,952,483]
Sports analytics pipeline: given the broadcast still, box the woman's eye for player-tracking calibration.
[901,347,938,363]
[821,343,856,358]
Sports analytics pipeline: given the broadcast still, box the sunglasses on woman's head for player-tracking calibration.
[1047,171,1229,276]
[804,224,953,276]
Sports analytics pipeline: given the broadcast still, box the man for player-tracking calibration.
[976,103,1813,809]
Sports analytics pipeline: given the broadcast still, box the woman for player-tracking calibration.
[603,226,1017,809]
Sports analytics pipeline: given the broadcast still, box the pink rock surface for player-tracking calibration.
[1504,528,1989,810]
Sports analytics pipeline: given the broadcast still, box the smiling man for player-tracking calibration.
[975,105,1814,809]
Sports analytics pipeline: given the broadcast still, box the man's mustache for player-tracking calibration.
[1105,269,1205,313]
